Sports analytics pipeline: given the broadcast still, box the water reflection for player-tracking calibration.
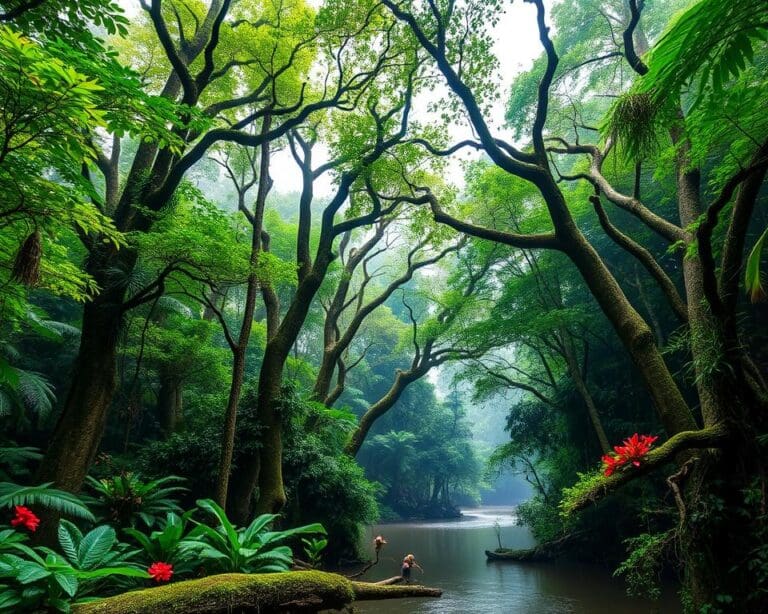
[353,506,680,614]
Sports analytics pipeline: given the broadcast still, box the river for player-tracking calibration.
[354,506,681,613]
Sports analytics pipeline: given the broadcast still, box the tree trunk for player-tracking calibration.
[673,139,728,427]
[215,116,272,510]
[35,286,122,546]
[215,347,247,506]
[228,346,285,522]
[157,374,183,434]
[536,173,698,437]
[345,369,420,456]
[562,333,611,454]
[36,273,124,486]
[677,415,766,611]
[312,349,338,403]
[634,268,666,347]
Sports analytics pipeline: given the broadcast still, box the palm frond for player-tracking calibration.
[0,482,95,521]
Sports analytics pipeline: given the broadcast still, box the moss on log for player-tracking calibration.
[72,570,441,614]
[485,531,586,562]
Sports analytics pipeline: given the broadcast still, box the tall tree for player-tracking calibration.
[226,66,427,519]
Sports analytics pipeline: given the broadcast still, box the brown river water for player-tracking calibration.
[352,506,681,614]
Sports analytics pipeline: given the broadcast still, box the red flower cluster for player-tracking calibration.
[148,561,173,582]
[601,433,658,476]
[10,506,39,532]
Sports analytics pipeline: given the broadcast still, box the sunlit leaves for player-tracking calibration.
[132,185,252,289]
[1,0,130,46]
[0,26,129,324]
[642,0,768,105]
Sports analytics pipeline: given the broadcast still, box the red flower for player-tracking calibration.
[10,506,39,532]
[148,561,173,582]
[601,433,658,477]
[601,454,622,477]
[374,535,387,551]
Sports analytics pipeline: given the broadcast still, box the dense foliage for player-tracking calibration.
[1,0,767,611]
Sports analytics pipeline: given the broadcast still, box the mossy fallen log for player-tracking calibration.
[73,570,441,614]
[486,531,588,562]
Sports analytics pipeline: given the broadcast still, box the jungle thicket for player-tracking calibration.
[1,0,767,611]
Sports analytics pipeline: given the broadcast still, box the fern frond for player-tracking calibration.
[17,370,56,419]
[0,482,95,521]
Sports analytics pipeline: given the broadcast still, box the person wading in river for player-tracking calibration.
[401,554,423,584]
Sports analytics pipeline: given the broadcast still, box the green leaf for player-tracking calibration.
[16,562,51,584]
[241,513,279,545]
[745,227,768,302]
[57,520,83,566]
[195,499,239,552]
[76,526,116,570]
[0,483,94,521]
[54,571,78,597]
[0,592,22,610]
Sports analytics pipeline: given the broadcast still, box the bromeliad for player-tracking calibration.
[601,434,658,477]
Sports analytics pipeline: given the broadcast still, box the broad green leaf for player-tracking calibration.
[54,571,78,597]
[16,562,51,584]
[57,520,83,566]
[76,526,116,570]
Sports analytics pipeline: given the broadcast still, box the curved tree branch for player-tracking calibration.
[623,0,649,75]
[591,195,688,322]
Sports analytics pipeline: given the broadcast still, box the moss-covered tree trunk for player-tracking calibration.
[215,115,272,511]
[36,294,120,493]
[531,175,699,439]
[228,268,331,522]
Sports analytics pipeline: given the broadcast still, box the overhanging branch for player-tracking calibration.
[563,422,728,514]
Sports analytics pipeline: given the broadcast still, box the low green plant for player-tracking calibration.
[83,473,186,529]
[123,511,196,575]
[0,522,147,612]
[301,537,328,568]
[179,499,325,573]
[613,531,672,600]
